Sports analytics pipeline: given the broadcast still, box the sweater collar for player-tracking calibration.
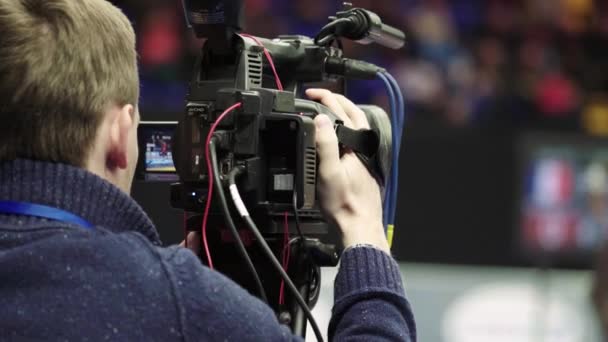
[0,159,160,245]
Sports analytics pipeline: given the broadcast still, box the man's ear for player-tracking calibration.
[107,104,135,170]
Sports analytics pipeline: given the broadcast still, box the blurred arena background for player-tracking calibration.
[114,0,607,340]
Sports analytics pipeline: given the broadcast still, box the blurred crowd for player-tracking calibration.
[112,0,608,133]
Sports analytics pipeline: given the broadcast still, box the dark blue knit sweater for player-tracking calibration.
[0,159,416,341]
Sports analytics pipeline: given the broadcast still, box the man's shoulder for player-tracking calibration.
[1,224,192,301]
[1,225,293,340]
[0,226,189,340]
[92,230,293,341]
[71,228,206,288]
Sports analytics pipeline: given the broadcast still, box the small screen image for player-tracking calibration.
[520,142,608,256]
[144,130,174,172]
[137,123,177,180]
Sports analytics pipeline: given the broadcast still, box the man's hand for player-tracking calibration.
[179,232,201,254]
[306,89,390,254]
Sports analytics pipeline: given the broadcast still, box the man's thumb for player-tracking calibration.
[314,114,341,178]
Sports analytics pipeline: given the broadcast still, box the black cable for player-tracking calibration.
[244,215,323,341]
[292,188,316,339]
[314,18,351,45]
[335,38,343,50]
[209,138,268,304]
[228,168,324,342]
[316,34,336,47]
[292,189,305,242]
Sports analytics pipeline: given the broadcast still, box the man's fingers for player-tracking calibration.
[306,89,353,127]
[335,94,370,129]
[314,114,342,181]
[187,231,200,247]
[181,232,201,254]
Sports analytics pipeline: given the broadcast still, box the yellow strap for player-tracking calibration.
[387,224,394,249]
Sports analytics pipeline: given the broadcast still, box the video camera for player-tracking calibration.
[168,0,405,339]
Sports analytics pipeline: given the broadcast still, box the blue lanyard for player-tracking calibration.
[0,201,94,230]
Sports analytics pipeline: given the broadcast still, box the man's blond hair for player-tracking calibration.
[0,0,138,166]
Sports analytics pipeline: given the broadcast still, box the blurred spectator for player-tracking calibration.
[138,5,182,74]
[583,94,608,135]
[110,0,608,132]
[579,163,608,250]
[534,71,579,117]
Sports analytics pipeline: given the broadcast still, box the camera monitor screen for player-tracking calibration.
[519,134,608,260]
[137,122,178,181]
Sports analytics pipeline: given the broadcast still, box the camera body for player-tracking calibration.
[170,1,401,226]
[170,35,356,229]
[165,1,404,330]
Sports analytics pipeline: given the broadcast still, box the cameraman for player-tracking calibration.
[0,0,415,340]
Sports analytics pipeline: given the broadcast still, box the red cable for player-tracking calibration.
[239,33,283,91]
[202,102,243,270]
[279,211,290,305]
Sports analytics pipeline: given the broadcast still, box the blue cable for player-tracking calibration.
[377,73,396,229]
[385,72,405,133]
[377,72,398,230]
[378,71,406,230]
[384,72,405,223]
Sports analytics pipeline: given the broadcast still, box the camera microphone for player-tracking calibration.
[342,8,405,50]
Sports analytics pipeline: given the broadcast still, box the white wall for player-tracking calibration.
[307,263,600,342]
